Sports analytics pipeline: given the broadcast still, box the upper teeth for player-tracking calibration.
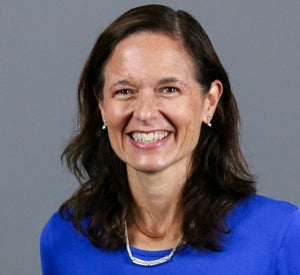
[132,131,169,143]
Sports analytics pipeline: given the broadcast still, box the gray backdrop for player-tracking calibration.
[1,0,299,274]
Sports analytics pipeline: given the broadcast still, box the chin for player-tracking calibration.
[128,161,169,174]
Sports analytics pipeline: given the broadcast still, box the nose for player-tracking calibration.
[133,90,159,123]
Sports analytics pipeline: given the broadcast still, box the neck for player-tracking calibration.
[126,165,187,249]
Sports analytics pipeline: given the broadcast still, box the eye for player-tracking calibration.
[114,89,133,97]
[161,87,180,94]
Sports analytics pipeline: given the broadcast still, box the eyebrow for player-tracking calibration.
[111,79,132,87]
[109,77,187,89]
[157,77,187,87]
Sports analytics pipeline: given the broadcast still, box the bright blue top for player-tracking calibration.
[40,195,300,274]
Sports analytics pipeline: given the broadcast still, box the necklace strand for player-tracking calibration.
[124,221,182,266]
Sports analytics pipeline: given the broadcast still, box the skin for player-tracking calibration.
[99,32,222,250]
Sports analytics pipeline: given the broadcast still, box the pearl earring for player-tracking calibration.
[207,116,212,127]
[102,121,107,130]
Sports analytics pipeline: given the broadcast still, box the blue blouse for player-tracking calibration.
[40,195,300,274]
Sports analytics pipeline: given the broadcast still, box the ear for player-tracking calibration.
[202,80,223,122]
[98,100,106,123]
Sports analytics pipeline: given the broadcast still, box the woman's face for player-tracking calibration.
[99,32,220,174]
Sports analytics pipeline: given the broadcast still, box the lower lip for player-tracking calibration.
[128,133,172,149]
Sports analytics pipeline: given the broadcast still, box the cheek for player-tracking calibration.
[176,101,203,127]
[104,104,129,128]
[181,107,203,143]
[187,120,202,143]
[106,125,125,157]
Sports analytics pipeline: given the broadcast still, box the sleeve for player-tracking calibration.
[40,215,58,275]
[275,209,300,275]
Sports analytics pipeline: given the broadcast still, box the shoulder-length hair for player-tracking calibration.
[60,4,256,251]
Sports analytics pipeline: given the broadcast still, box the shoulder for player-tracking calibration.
[251,194,298,210]
[40,210,91,273]
[42,211,67,231]
[248,196,300,273]
[228,194,300,241]
[40,210,88,248]
[42,210,71,233]
[40,211,72,273]
[235,194,298,221]
[41,211,71,238]
[40,210,107,274]
[40,211,74,253]
[255,194,298,222]
[226,195,300,272]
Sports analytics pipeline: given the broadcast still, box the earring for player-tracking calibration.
[102,121,107,130]
[207,116,212,127]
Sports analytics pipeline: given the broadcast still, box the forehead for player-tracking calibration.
[104,32,195,80]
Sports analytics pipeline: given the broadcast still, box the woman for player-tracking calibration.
[40,4,300,274]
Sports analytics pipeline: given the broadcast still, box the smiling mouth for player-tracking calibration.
[131,131,170,143]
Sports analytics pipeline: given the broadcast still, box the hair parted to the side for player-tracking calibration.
[60,4,256,251]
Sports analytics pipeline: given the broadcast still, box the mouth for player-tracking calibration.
[131,131,170,144]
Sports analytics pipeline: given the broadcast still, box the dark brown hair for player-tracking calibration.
[60,4,256,251]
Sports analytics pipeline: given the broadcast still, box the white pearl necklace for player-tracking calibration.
[124,221,182,266]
